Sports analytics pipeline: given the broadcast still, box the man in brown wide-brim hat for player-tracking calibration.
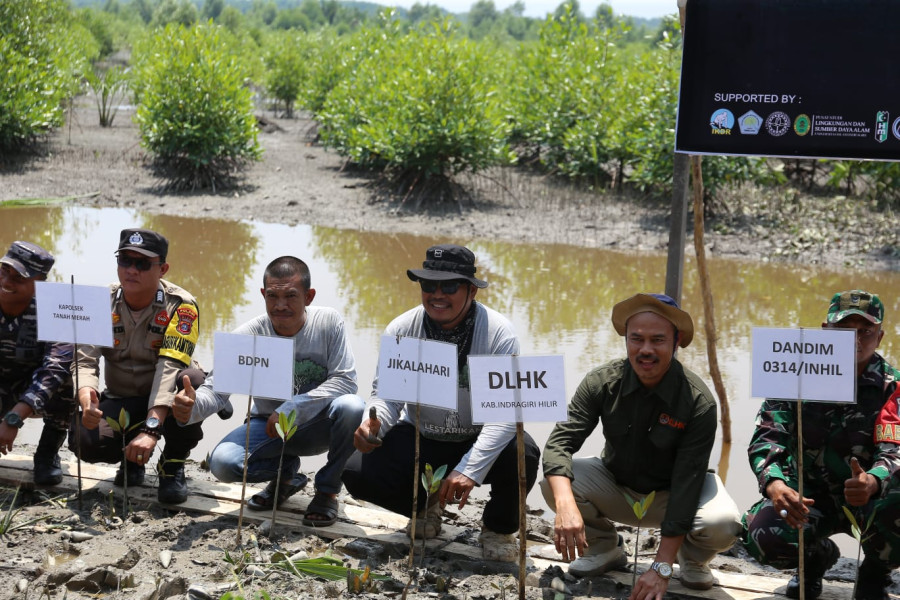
[541,293,741,596]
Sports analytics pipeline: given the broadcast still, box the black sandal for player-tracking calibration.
[246,473,308,511]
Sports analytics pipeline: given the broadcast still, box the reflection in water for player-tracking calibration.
[6,205,900,546]
[141,214,260,332]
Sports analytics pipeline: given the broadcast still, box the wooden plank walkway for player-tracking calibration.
[0,454,863,599]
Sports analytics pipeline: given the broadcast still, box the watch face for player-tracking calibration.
[4,413,23,428]
[655,562,673,577]
[146,416,160,429]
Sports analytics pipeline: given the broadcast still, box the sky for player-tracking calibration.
[384,0,678,19]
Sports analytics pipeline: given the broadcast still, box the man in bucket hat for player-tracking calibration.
[71,228,206,504]
[0,241,75,485]
[743,290,900,600]
[541,293,740,594]
[343,243,540,562]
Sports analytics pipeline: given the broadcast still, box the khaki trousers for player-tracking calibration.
[541,457,741,564]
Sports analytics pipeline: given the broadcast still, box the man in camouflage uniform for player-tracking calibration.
[0,241,74,485]
[743,290,900,600]
[72,229,205,504]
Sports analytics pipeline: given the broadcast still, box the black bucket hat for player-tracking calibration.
[406,244,488,289]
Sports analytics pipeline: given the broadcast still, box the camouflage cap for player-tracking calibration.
[826,290,884,325]
[0,241,54,279]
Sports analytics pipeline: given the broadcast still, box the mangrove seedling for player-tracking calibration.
[843,504,876,599]
[271,409,298,535]
[419,463,447,566]
[105,408,143,516]
[624,490,656,588]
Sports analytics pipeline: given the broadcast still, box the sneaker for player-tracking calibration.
[855,557,891,600]
[480,527,518,562]
[157,460,188,504]
[406,501,442,539]
[677,550,714,590]
[114,461,145,487]
[568,535,627,578]
[785,538,840,599]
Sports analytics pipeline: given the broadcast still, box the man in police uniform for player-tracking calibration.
[72,229,204,504]
[0,241,74,485]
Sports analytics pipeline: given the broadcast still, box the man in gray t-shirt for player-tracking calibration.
[174,256,364,526]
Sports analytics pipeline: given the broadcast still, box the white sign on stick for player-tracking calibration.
[35,282,113,347]
[469,355,567,423]
[377,335,457,409]
[751,327,856,403]
[213,332,294,400]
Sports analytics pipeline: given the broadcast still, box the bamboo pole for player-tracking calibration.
[689,156,732,443]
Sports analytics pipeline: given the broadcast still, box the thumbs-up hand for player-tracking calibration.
[172,374,197,424]
[845,457,877,507]
[79,387,103,430]
[353,406,383,453]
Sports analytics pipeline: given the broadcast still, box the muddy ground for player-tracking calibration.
[0,98,898,600]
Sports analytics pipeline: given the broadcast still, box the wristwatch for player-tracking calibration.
[3,413,24,429]
[650,561,673,579]
[142,415,162,439]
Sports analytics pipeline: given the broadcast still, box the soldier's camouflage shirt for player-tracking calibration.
[749,352,900,501]
[0,297,74,415]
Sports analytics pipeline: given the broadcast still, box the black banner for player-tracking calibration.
[675,0,900,160]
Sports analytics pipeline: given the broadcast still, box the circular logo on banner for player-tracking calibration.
[892,117,900,140]
[710,109,735,130]
[766,112,791,136]
[794,114,811,136]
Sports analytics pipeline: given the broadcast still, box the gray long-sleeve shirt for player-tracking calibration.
[185,307,357,424]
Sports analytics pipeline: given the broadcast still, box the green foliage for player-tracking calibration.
[0,487,52,535]
[506,6,620,175]
[421,463,448,494]
[263,32,310,116]
[274,411,298,442]
[85,66,130,127]
[133,22,261,191]
[0,0,91,153]
[319,18,514,192]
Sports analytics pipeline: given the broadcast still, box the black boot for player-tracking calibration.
[157,456,188,504]
[785,538,840,599]
[114,460,145,487]
[33,426,67,485]
[855,557,892,600]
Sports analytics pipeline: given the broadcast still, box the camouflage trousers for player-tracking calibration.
[742,487,900,568]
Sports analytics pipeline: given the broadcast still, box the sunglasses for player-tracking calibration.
[117,255,161,271]
[419,280,466,295]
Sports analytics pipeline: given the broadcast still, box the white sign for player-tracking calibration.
[469,355,567,423]
[213,332,294,400]
[376,335,457,409]
[35,282,114,347]
[751,327,856,403]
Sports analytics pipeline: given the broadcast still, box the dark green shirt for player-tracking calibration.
[542,357,718,537]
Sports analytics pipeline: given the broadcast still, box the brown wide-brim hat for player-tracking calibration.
[406,244,488,288]
[611,293,694,348]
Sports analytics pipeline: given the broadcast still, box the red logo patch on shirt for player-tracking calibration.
[659,413,686,430]
[155,310,170,326]
[875,386,900,445]
[112,313,121,324]
[175,307,197,335]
